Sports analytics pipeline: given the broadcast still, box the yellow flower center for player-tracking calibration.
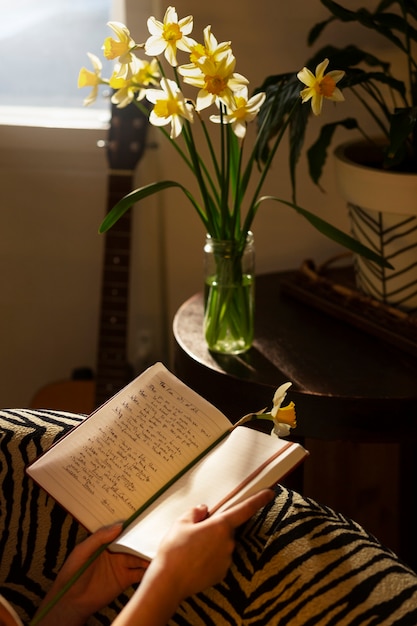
[109,75,127,89]
[205,74,228,95]
[189,43,206,64]
[316,74,336,97]
[103,38,129,60]
[233,97,247,119]
[163,23,182,42]
[275,402,297,428]
[154,99,179,117]
[135,68,151,84]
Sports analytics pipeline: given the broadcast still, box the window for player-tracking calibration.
[0,0,112,126]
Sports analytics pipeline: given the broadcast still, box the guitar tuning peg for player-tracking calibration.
[132,118,146,129]
[129,141,141,153]
[97,139,108,149]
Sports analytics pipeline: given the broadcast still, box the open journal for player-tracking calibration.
[27,362,308,560]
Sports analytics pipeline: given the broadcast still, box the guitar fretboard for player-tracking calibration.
[94,99,149,408]
[95,173,134,407]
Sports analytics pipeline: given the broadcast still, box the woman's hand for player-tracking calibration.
[154,488,275,599]
[36,524,148,626]
[113,488,275,626]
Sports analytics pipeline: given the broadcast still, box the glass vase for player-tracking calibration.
[203,232,255,354]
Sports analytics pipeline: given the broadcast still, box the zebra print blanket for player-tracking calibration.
[1,408,417,625]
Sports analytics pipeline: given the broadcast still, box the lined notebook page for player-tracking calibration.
[27,363,231,531]
[111,427,307,559]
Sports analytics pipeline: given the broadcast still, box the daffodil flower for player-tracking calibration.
[103,22,138,78]
[110,57,160,107]
[234,381,296,438]
[146,77,194,138]
[77,53,105,106]
[145,6,194,67]
[179,52,248,111]
[267,382,297,437]
[187,25,231,66]
[210,87,266,139]
[297,58,345,116]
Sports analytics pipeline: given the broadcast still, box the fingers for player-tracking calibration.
[93,522,125,544]
[124,554,150,570]
[220,488,274,529]
[66,523,124,563]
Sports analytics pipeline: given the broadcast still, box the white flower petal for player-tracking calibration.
[145,36,167,57]
[270,382,292,417]
[170,115,184,138]
[147,16,163,36]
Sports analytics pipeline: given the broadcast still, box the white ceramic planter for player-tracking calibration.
[334,140,417,313]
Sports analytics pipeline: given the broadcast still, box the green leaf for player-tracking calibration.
[288,101,311,199]
[256,196,393,268]
[307,17,335,46]
[254,72,301,167]
[307,118,358,186]
[342,69,406,98]
[99,181,206,233]
[318,0,416,53]
[385,106,417,168]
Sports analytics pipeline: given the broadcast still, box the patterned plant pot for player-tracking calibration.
[334,140,417,313]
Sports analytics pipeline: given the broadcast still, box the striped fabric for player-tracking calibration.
[1,409,417,625]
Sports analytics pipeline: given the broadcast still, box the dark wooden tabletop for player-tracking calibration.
[173,271,417,443]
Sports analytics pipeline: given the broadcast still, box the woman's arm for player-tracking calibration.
[112,489,274,626]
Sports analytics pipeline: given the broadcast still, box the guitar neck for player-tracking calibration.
[94,99,149,408]
[95,172,135,407]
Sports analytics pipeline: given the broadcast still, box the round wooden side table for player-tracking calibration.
[173,270,417,571]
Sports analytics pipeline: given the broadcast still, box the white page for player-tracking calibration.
[110,427,307,559]
[27,363,232,531]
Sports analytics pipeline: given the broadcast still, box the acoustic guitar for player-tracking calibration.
[31,100,148,413]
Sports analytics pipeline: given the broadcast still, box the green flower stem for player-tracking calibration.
[242,99,300,236]
[231,138,244,238]
[205,287,251,348]
[197,116,223,203]
[219,105,230,239]
[204,240,254,354]
[179,118,218,234]
[30,427,231,625]
[28,544,109,626]
[198,115,222,182]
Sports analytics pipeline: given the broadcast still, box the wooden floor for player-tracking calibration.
[302,439,400,556]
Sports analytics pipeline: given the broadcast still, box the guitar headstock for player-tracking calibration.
[106,98,149,172]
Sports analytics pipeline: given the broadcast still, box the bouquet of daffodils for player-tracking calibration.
[78,5,381,261]
[79,6,388,354]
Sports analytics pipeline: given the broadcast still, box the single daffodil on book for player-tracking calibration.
[236,382,297,438]
[269,382,297,437]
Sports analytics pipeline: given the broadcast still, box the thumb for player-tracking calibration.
[77,522,124,556]
[184,504,209,524]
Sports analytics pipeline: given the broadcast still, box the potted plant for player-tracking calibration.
[256,0,417,312]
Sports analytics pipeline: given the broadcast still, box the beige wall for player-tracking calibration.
[0,0,382,407]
